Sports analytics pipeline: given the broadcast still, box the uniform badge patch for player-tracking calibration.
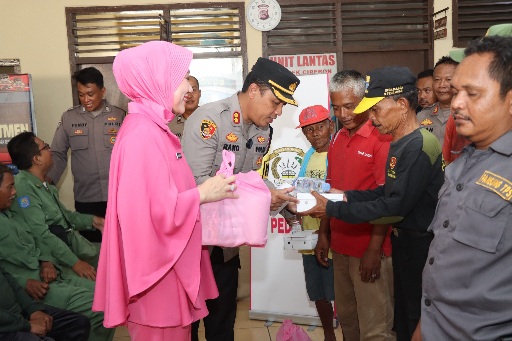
[233,112,241,125]
[389,156,397,169]
[108,128,118,134]
[200,120,217,139]
[257,136,266,144]
[420,118,433,126]
[226,133,238,142]
[18,196,30,208]
[74,129,83,135]
[110,136,116,144]
[476,170,512,201]
[107,116,117,121]
[433,105,439,114]
[256,156,263,166]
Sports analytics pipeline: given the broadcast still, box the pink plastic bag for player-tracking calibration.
[200,150,271,247]
[276,320,313,341]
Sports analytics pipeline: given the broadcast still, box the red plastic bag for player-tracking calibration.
[276,320,313,341]
[200,150,271,247]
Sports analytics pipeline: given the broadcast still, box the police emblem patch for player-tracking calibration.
[200,120,217,140]
[433,105,439,114]
[110,136,116,144]
[233,112,241,125]
[74,129,83,135]
[18,196,30,208]
[420,118,433,126]
[257,136,266,144]
[226,132,238,142]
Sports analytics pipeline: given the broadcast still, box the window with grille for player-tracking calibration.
[65,4,247,108]
[452,0,512,48]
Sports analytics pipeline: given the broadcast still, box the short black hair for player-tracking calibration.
[0,164,13,187]
[417,69,434,80]
[7,131,39,170]
[434,56,459,69]
[241,71,270,95]
[73,67,104,88]
[188,75,200,89]
[465,35,512,98]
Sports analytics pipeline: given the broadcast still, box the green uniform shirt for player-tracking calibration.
[11,170,94,267]
[0,266,45,333]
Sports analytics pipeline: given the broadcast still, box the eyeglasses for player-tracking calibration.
[38,143,50,153]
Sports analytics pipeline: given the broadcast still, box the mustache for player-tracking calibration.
[453,109,470,121]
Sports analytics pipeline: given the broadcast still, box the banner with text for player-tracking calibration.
[270,53,337,77]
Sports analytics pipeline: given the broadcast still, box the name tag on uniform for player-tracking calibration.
[176,153,182,159]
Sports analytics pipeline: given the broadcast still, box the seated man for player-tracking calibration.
[7,132,103,279]
[0,266,90,341]
[0,164,114,341]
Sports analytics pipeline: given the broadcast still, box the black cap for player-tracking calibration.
[354,66,417,114]
[250,57,300,106]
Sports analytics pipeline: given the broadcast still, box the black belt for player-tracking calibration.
[392,227,433,238]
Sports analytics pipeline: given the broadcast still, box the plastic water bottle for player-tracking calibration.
[293,177,331,193]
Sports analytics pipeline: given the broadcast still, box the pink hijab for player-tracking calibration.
[93,42,217,327]
[113,40,192,122]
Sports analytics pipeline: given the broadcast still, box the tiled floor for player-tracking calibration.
[113,298,344,341]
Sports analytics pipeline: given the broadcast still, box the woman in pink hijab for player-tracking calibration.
[92,41,237,341]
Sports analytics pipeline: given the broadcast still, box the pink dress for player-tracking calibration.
[93,101,218,328]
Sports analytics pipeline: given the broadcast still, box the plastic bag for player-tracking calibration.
[201,150,271,247]
[276,320,313,341]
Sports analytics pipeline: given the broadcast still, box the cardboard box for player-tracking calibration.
[296,193,344,212]
[283,230,318,250]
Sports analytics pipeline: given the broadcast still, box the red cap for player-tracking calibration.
[296,105,331,128]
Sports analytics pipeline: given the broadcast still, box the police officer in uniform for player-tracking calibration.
[182,58,300,341]
[417,57,458,146]
[168,75,201,139]
[48,67,125,242]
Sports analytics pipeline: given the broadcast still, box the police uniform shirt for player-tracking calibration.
[421,131,512,340]
[168,114,186,139]
[417,102,450,146]
[182,93,271,261]
[48,99,125,203]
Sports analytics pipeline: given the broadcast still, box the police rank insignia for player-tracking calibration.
[18,196,30,208]
[107,116,117,121]
[226,133,238,142]
[200,120,217,139]
[74,129,83,135]
[420,118,433,126]
[233,112,241,125]
[108,128,118,134]
[257,136,266,144]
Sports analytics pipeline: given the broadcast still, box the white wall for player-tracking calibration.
[433,0,454,62]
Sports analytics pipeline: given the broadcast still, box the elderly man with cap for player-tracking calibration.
[294,105,337,341]
[412,35,512,341]
[182,57,300,341]
[300,66,444,341]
